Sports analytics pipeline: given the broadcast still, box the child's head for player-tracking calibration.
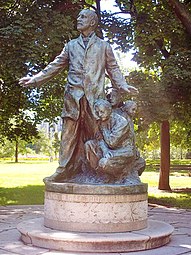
[107,88,123,107]
[122,100,137,117]
[94,99,112,121]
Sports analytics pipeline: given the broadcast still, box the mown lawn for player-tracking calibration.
[141,169,191,208]
[0,159,190,208]
[0,160,56,205]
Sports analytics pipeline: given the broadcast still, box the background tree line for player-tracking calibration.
[1,0,191,190]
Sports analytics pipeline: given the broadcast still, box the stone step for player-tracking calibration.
[17,218,174,253]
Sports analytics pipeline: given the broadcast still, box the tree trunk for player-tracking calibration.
[158,120,171,191]
[180,146,183,159]
[168,0,191,36]
[96,0,101,16]
[96,0,104,39]
[158,1,191,190]
[15,139,19,163]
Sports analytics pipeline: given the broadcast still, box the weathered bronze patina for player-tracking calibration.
[19,9,143,184]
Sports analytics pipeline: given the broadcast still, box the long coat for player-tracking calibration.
[30,33,129,120]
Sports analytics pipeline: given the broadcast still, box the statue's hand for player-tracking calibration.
[19,77,35,87]
[104,151,113,159]
[95,131,103,140]
[125,85,139,94]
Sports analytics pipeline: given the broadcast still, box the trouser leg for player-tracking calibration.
[46,96,98,181]
[85,140,102,170]
[44,117,80,181]
[58,117,80,169]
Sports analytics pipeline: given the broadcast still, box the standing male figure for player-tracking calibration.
[19,9,138,181]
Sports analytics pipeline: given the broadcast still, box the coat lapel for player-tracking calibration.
[86,33,97,50]
[77,33,98,51]
[77,35,86,49]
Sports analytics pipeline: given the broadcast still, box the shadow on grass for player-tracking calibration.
[0,185,45,205]
[173,188,191,193]
[149,188,191,209]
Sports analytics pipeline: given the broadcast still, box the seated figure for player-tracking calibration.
[120,100,146,177]
[108,88,146,176]
[85,99,144,184]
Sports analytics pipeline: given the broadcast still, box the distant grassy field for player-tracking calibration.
[0,159,190,208]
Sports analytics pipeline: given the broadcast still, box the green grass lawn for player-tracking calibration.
[0,160,190,208]
[0,161,56,205]
[141,170,191,208]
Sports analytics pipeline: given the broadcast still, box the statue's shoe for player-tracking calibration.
[43,169,66,182]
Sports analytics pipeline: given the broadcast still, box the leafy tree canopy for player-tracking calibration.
[0,0,85,145]
[1,0,191,151]
[102,0,191,134]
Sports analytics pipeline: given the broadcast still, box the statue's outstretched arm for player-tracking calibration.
[19,44,69,87]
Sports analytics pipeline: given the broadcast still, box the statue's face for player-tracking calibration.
[95,104,111,121]
[109,90,121,106]
[128,103,137,117]
[77,10,95,33]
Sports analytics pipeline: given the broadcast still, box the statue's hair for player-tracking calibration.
[107,88,123,104]
[94,99,112,112]
[80,9,99,28]
[122,100,137,111]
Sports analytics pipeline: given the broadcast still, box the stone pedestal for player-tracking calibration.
[44,182,148,232]
[17,182,174,253]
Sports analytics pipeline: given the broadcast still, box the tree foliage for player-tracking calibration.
[102,0,191,129]
[0,0,84,159]
[1,0,191,165]
[101,0,191,190]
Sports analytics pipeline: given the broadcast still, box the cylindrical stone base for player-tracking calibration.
[44,182,148,233]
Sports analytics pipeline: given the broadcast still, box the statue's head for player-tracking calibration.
[107,88,123,107]
[94,99,112,121]
[77,9,98,34]
[122,100,137,117]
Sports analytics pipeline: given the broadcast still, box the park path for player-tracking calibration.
[0,204,191,255]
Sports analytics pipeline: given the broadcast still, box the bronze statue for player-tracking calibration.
[85,99,145,184]
[19,9,138,182]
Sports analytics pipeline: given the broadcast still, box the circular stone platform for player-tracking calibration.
[17,218,174,253]
[43,182,148,232]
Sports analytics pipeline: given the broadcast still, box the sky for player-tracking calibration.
[100,0,119,12]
